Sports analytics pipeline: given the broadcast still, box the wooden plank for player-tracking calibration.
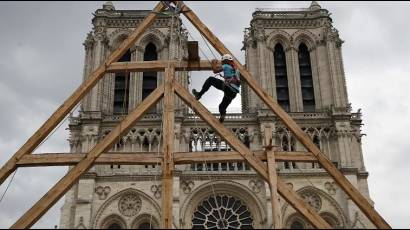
[174,81,330,229]
[161,66,175,229]
[107,60,170,72]
[106,60,213,73]
[174,151,317,164]
[264,125,282,229]
[0,2,166,187]
[181,3,390,229]
[16,153,162,167]
[11,86,164,229]
[15,151,317,167]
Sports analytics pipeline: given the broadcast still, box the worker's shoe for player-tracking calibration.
[192,89,201,100]
[219,114,225,123]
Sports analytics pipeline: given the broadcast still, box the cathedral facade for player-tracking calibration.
[59,2,375,229]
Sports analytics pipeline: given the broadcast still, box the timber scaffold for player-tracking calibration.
[0,1,390,229]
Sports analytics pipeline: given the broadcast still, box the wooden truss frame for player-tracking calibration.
[0,2,390,229]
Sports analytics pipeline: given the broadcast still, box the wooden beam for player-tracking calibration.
[0,2,166,187]
[174,81,330,229]
[106,60,213,73]
[16,153,162,167]
[15,151,317,167]
[264,125,282,229]
[161,66,175,229]
[181,3,390,229]
[11,86,164,229]
[107,60,170,72]
[173,151,317,164]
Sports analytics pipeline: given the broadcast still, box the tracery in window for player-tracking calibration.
[192,194,253,229]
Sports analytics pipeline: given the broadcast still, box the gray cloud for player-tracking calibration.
[0,1,409,228]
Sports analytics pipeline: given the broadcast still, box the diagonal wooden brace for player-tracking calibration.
[0,2,166,186]
[174,82,330,229]
[11,86,164,229]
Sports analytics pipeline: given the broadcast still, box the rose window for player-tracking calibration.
[118,193,142,217]
[300,192,321,212]
[192,194,253,229]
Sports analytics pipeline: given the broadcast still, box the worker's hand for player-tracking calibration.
[211,59,223,73]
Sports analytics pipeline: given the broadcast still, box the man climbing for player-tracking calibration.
[192,54,240,123]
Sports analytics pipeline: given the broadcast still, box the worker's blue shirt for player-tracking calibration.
[222,64,240,93]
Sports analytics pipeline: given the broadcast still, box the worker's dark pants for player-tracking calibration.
[197,77,237,116]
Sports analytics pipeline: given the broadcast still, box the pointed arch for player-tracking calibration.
[282,186,347,228]
[298,42,316,112]
[180,180,266,229]
[92,188,161,229]
[266,29,292,51]
[131,213,160,229]
[108,28,133,52]
[292,29,318,51]
[100,214,127,229]
[273,43,290,112]
[136,28,167,54]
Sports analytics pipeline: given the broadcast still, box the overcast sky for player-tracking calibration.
[0,1,409,229]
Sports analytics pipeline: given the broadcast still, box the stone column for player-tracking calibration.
[132,45,145,110]
[244,35,259,113]
[255,27,269,110]
[334,42,349,107]
[59,183,78,228]
[334,121,354,168]
[266,46,277,103]
[89,31,106,112]
[100,41,113,115]
[129,45,142,111]
[343,174,375,228]
[173,174,181,229]
[309,46,323,110]
[287,46,303,112]
[327,38,347,109]
[315,40,333,109]
[82,33,95,112]
[73,178,96,229]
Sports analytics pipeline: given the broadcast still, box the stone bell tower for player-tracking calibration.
[59,2,375,229]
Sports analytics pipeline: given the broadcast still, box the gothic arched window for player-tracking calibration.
[298,43,315,112]
[101,215,126,229]
[192,194,254,229]
[113,50,131,114]
[274,43,290,112]
[132,214,159,229]
[142,43,158,101]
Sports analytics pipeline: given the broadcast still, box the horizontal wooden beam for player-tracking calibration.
[106,60,213,73]
[11,85,165,229]
[181,4,331,229]
[0,0,165,189]
[16,151,317,167]
[173,151,316,164]
[16,153,162,166]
